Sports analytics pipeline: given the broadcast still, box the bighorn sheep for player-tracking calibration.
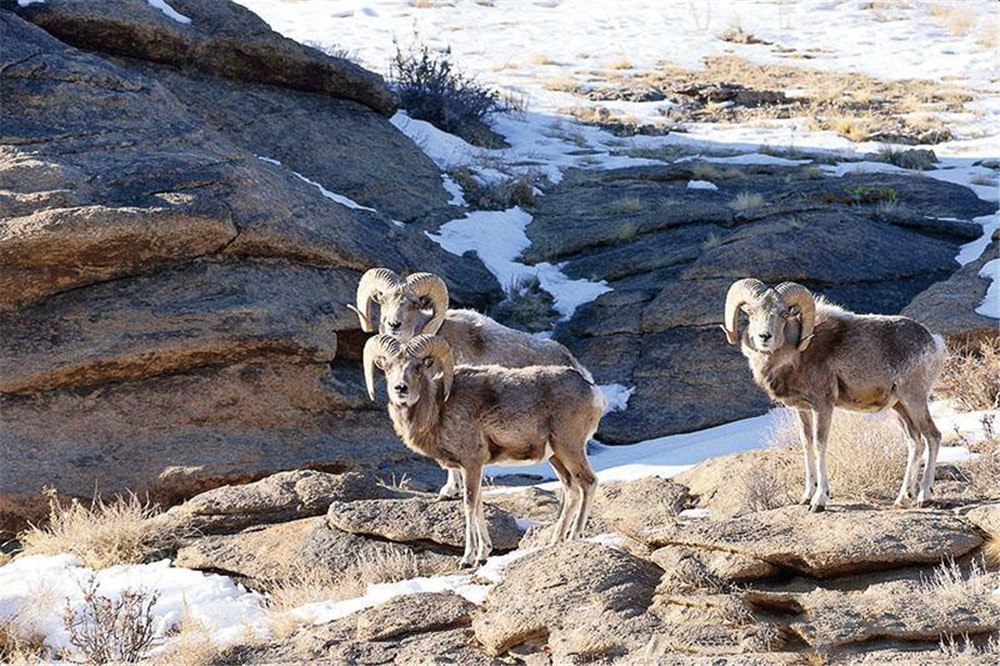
[722,279,946,512]
[363,334,603,568]
[349,267,593,499]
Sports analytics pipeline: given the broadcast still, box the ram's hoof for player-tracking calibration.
[458,560,474,570]
[808,503,825,513]
[477,558,489,566]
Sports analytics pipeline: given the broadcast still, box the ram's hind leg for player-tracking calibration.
[548,455,579,545]
[911,401,941,507]
[892,402,924,507]
[566,456,597,540]
[797,409,817,505]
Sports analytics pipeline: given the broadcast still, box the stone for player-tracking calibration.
[326,497,522,551]
[642,505,983,578]
[651,544,780,589]
[174,517,455,587]
[895,148,938,170]
[591,476,690,535]
[162,470,405,534]
[963,503,1000,537]
[11,0,396,114]
[355,592,476,642]
[482,487,561,523]
[472,540,663,657]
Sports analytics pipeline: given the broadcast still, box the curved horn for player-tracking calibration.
[775,282,816,351]
[406,272,449,335]
[362,335,401,401]
[721,278,768,345]
[405,334,455,401]
[349,268,403,333]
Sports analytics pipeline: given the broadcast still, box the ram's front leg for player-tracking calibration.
[810,405,833,512]
[458,463,483,569]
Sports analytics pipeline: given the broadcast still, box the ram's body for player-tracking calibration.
[724,279,945,512]
[364,334,601,568]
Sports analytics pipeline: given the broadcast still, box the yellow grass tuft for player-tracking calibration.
[531,53,554,66]
[729,192,765,211]
[691,162,719,181]
[928,4,977,36]
[607,58,634,70]
[18,489,173,569]
[607,195,643,214]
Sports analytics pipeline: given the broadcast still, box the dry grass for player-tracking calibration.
[606,58,633,70]
[767,409,909,503]
[150,605,221,666]
[977,22,999,50]
[921,555,992,601]
[607,195,643,214]
[965,423,1000,499]
[530,53,554,66]
[0,581,62,663]
[543,76,578,93]
[18,490,173,570]
[829,116,872,142]
[928,4,977,36]
[266,549,419,614]
[690,162,719,181]
[729,192,765,211]
[984,532,1000,569]
[701,232,723,251]
[937,337,1000,412]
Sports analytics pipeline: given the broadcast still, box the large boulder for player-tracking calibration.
[7,0,395,115]
[472,541,663,657]
[0,10,500,537]
[642,505,984,578]
[541,164,996,443]
[355,592,477,642]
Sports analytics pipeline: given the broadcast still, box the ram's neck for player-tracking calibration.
[388,379,441,454]
[744,344,800,402]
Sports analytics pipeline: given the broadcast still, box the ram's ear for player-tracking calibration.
[422,356,435,368]
[788,304,801,317]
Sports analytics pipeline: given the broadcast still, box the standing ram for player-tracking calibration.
[348,267,594,499]
[722,278,946,512]
[363,334,603,568]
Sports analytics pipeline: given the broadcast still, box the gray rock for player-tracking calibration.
[472,540,663,657]
[327,497,521,551]
[642,505,984,577]
[355,592,476,642]
[11,0,396,114]
[162,470,405,534]
[895,148,938,171]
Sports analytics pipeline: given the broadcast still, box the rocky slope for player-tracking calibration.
[0,2,500,536]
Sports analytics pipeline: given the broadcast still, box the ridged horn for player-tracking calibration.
[721,278,768,345]
[775,282,816,351]
[405,334,454,401]
[363,335,401,401]
[406,272,449,335]
[349,268,403,333]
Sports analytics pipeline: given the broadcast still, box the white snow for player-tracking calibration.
[687,179,719,190]
[678,508,711,520]
[16,0,45,6]
[686,153,813,166]
[599,383,634,414]
[147,0,191,24]
[976,259,999,318]
[441,174,467,206]
[0,555,265,659]
[427,207,610,320]
[257,155,377,212]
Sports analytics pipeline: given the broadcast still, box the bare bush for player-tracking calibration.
[18,489,173,569]
[63,576,158,663]
[152,606,220,666]
[937,337,1000,412]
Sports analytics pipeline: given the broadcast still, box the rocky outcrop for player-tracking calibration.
[355,592,477,642]
[538,164,995,442]
[0,9,501,537]
[642,505,983,578]
[326,497,522,551]
[7,0,395,115]
[472,541,664,658]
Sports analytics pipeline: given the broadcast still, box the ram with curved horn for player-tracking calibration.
[351,267,596,500]
[722,278,946,512]
[364,334,603,568]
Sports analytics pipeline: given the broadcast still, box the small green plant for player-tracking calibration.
[843,185,898,204]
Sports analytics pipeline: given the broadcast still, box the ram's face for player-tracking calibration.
[377,355,434,407]
[743,292,800,353]
[377,288,428,340]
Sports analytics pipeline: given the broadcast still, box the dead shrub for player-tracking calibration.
[63,576,158,663]
[18,489,173,569]
[937,337,1000,412]
[152,606,220,666]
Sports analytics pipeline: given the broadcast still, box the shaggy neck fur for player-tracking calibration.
[387,374,442,455]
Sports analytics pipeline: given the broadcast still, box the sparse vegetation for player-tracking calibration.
[928,4,977,36]
[701,232,723,251]
[489,276,559,333]
[18,490,174,570]
[964,416,999,499]
[729,192,765,211]
[937,337,1000,411]
[449,168,540,210]
[690,162,719,181]
[606,58,633,70]
[607,195,643,214]
[390,41,519,143]
[63,576,158,664]
[153,607,220,666]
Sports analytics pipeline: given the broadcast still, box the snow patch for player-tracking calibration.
[427,207,610,320]
[678,508,711,520]
[442,174,467,206]
[0,555,265,659]
[687,180,719,190]
[147,0,191,24]
[975,258,999,318]
[256,156,377,212]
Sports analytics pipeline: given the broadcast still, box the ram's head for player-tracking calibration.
[722,279,815,353]
[348,268,449,340]
[363,334,455,406]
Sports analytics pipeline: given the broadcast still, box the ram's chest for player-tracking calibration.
[753,362,805,406]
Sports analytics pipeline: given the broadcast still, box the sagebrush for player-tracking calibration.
[63,576,158,664]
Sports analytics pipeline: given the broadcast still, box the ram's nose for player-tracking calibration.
[388,321,402,332]
[394,384,409,396]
